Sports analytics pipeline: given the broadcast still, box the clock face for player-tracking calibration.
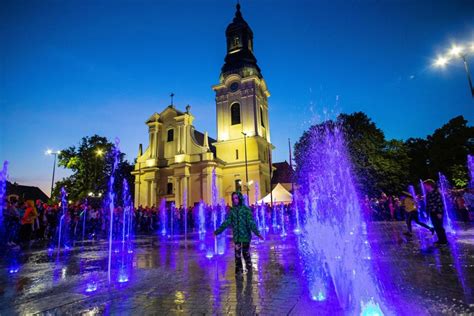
[230,82,239,92]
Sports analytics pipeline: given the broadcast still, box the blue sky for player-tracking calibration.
[1,0,473,195]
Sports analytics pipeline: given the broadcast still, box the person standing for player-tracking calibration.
[214,191,263,276]
[402,191,434,237]
[19,200,38,248]
[423,180,448,245]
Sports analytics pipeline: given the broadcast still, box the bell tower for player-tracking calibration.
[212,3,273,204]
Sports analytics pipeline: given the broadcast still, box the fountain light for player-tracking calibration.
[8,267,19,274]
[206,251,214,259]
[360,298,384,316]
[311,291,326,301]
[85,282,97,293]
[118,273,129,283]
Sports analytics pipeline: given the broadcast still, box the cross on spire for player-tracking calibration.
[170,93,175,106]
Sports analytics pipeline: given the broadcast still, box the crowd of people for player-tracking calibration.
[363,188,474,222]
[2,185,473,249]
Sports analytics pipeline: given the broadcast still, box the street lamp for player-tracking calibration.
[45,149,61,198]
[241,132,249,197]
[94,148,105,192]
[433,42,474,97]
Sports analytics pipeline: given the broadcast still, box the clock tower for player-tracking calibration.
[212,3,273,204]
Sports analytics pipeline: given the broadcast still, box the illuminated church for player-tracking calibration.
[132,4,276,207]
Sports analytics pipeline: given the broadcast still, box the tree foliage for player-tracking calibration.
[294,112,473,197]
[52,135,134,203]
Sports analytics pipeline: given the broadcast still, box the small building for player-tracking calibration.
[6,181,49,203]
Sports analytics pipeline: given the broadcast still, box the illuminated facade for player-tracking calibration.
[133,4,273,207]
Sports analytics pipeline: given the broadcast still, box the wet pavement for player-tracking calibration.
[0,222,473,315]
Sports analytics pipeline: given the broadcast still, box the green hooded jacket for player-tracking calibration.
[215,192,261,243]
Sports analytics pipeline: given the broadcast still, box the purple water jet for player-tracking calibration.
[0,161,8,238]
[438,172,455,234]
[57,187,68,251]
[107,138,120,284]
[159,198,167,236]
[468,154,474,189]
[297,121,386,314]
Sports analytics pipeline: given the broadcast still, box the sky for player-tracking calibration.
[1,0,474,196]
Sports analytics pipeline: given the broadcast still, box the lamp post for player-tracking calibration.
[241,132,249,197]
[45,149,61,198]
[434,43,474,97]
[95,148,104,192]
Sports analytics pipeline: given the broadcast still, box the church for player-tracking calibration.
[132,4,287,207]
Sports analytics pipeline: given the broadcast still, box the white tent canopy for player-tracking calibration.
[257,183,293,204]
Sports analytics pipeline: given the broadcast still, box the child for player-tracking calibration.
[214,191,263,275]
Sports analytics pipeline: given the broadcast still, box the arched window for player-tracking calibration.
[260,106,265,127]
[167,129,174,142]
[231,103,241,125]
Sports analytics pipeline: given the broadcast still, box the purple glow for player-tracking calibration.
[85,282,97,293]
[107,138,120,284]
[419,179,431,226]
[280,204,287,238]
[297,121,386,314]
[9,267,19,274]
[360,298,384,316]
[0,161,8,233]
[438,172,455,234]
[159,198,167,236]
[198,201,206,237]
[118,271,129,283]
[57,187,68,251]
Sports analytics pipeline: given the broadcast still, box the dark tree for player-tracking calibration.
[294,112,410,197]
[52,135,134,203]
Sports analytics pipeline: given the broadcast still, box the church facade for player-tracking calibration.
[132,4,273,207]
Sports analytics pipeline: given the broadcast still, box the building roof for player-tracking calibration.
[6,181,49,202]
[271,161,295,184]
[193,129,217,156]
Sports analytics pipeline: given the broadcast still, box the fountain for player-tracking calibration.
[438,172,455,234]
[169,202,175,238]
[159,198,167,236]
[260,202,267,238]
[272,202,278,229]
[217,198,226,255]
[198,201,206,238]
[0,161,8,240]
[183,188,188,239]
[468,154,474,188]
[57,187,69,251]
[293,190,301,234]
[297,121,386,314]
[107,138,120,284]
[419,179,431,225]
[280,204,287,237]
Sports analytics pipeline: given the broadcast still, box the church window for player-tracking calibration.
[167,182,173,195]
[231,103,241,125]
[235,179,242,192]
[236,149,239,160]
[260,106,265,127]
[167,129,174,142]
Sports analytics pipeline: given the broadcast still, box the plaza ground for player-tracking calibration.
[0,222,473,315]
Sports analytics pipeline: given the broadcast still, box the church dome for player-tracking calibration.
[220,3,262,82]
